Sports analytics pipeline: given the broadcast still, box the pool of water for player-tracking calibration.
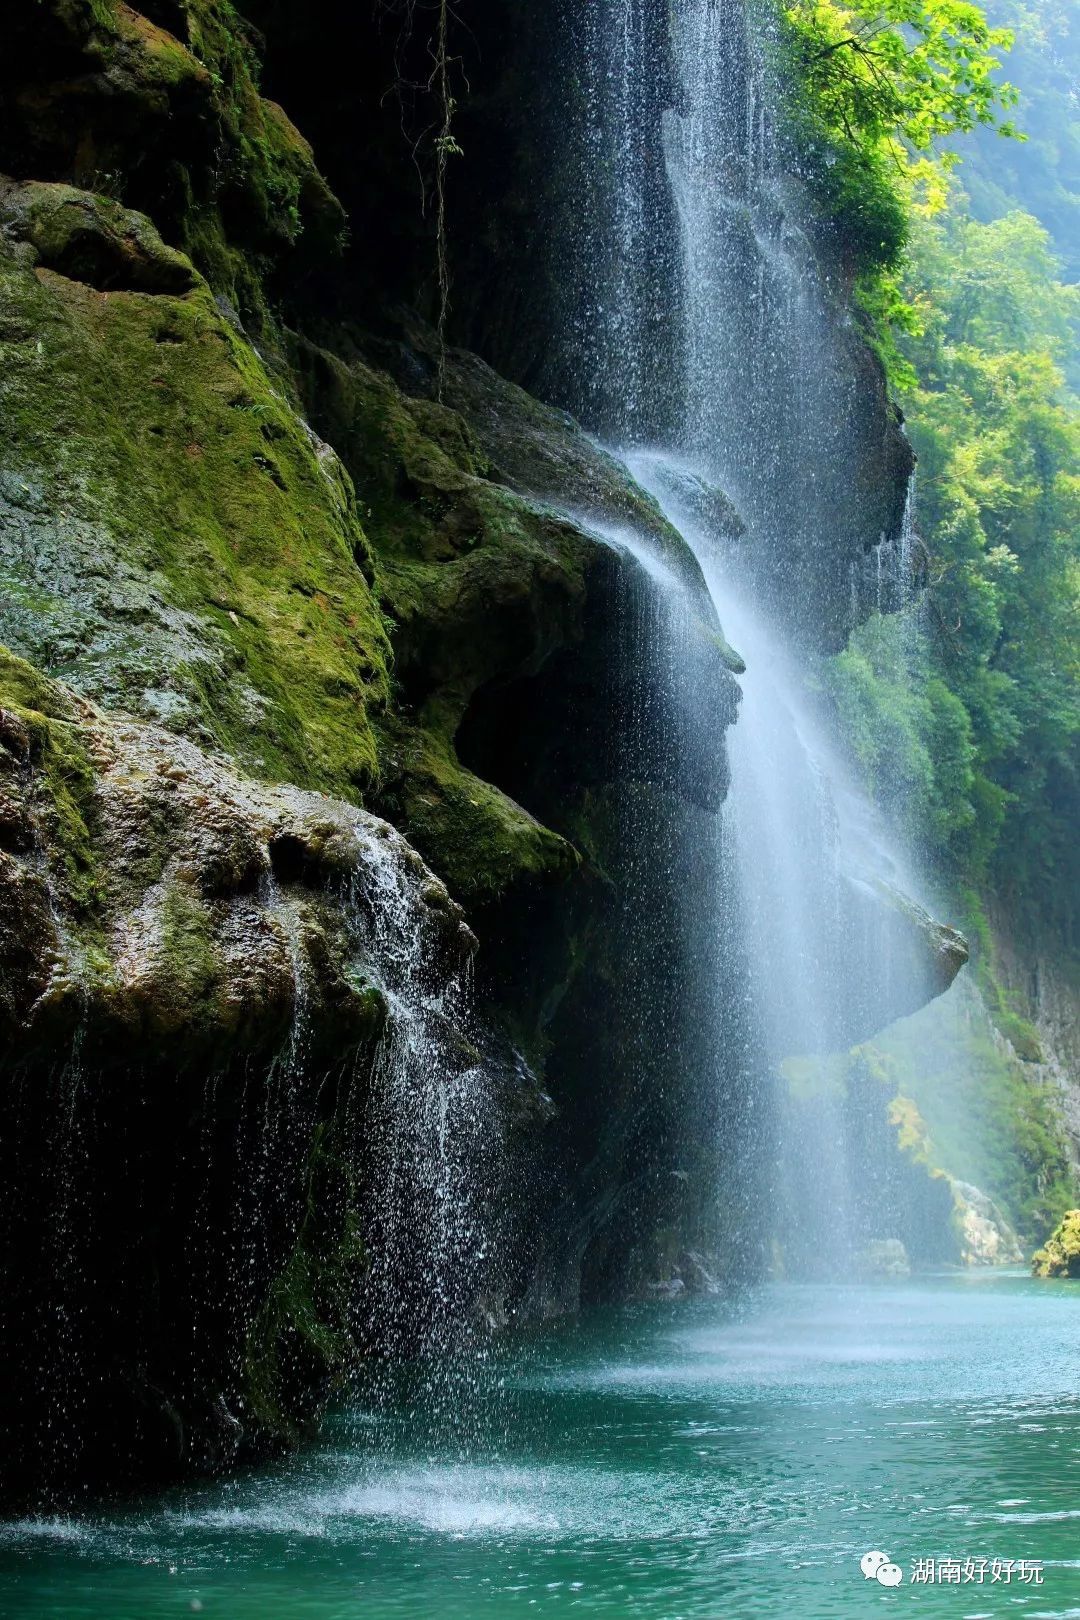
[3,1272,1079,1618]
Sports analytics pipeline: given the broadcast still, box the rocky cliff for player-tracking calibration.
[0,0,952,1499]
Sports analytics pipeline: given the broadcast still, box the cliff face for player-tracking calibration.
[988,907,1080,1186]
[0,0,736,1495]
[0,0,940,1498]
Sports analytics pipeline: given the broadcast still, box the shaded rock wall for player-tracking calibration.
[0,651,468,1493]
[0,0,744,1496]
[238,0,913,650]
[987,904,1080,1183]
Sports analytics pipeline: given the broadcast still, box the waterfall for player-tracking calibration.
[627,453,940,1271]
[0,803,496,1494]
[553,513,765,1283]
[347,828,496,1371]
[572,0,901,633]
[562,0,961,1273]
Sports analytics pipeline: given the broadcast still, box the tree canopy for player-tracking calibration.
[784,0,1020,271]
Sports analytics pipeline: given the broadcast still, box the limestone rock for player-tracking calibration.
[0,0,345,280]
[0,650,470,1061]
[1032,1209,1080,1278]
[290,329,740,905]
[0,209,388,799]
[951,1180,1024,1267]
[0,177,197,293]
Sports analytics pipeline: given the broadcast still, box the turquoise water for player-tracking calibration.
[3,1272,1079,1618]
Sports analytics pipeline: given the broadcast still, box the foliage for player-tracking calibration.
[802,4,1080,1246]
[782,0,1019,274]
[869,979,1074,1241]
[1031,1207,1080,1277]
[913,203,1080,935]
[822,186,1080,953]
[823,615,978,847]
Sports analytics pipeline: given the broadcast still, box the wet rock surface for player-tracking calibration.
[855,1238,912,1280]
[0,655,480,1498]
[952,1181,1024,1268]
[1032,1209,1080,1278]
[0,656,470,1061]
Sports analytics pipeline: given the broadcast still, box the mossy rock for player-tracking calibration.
[0,647,463,1062]
[0,177,197,293]
[291,330,740,906]
[376,715,579,905]
[0,648,105,1030]
[0,205,387,799]
[0,0,345,310]
[1032,1209,1080,1278]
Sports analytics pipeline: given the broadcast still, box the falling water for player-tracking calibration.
[626,452,942,1271]
[211,820,498,1467]
[551,513,763,1283]
[573,0,903,632]
[345,827,496,1372]
[0,805,496,1496]
[566,0,958,1272]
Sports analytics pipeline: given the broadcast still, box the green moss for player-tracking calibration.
[84,0,120,28]
[288,340,605,902]
[29,2,344,318]
[0,643,72,720]
[379,717,578,906]
[171,0,346,266]
[292,343,501,567]
[952,891,1046,1062]
[1032,1209,1080,1279]
[158,878,220,1012]
[708,629,747,676]
[0,240,388,800]
[0,646,100,913]
[68,0,209,92]
[995,1007,1044,1064]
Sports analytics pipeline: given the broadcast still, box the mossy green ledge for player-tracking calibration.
[0,174,739,918]
[289,325,741,905]
[1032,1209,1080,1278]
[0,210,389,799]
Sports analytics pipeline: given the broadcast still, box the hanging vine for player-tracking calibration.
[381,0,465,399]
[430,0,464,397]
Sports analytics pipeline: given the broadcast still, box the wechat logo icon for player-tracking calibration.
[862,1550,904,1586]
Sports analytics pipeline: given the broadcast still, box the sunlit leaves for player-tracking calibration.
[783,0,1018,279]
[786,0,1018,155]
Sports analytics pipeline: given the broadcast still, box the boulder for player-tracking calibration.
[0,177,197,293]
[951,1180,1024,1267]
[1032,1210,1080,1278]
[0,648,470,1060]
[855,1238,911,1280]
